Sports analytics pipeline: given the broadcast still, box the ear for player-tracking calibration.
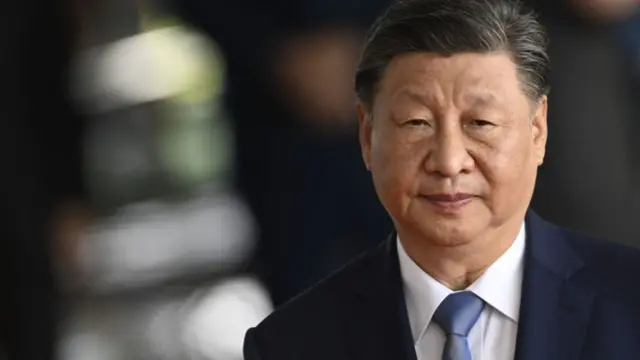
[531,95,548,166]
[357,101,373,171]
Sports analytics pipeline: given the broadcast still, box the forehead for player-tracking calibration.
[376,52,523,107]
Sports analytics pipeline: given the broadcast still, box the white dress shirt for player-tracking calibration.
[397,223,526,360]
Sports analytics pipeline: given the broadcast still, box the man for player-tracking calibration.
[243,0,640,359]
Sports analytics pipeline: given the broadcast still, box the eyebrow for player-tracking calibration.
[464,91,500,107]
[395,88,500,108]
[395,88,436,106]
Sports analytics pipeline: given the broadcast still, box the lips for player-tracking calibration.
[422,193,474,202]
[421,193,475,213]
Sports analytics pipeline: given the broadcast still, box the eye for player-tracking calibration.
[406,119,431,127]
[469,119,495,127]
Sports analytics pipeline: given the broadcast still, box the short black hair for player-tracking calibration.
[355,0,550,108]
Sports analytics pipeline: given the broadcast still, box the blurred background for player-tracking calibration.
[1,0,638,359]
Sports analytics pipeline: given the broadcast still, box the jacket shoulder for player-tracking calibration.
[565,229,640,273]
[563,229,640,301]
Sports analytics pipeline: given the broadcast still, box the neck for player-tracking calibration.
[399,220,522,291]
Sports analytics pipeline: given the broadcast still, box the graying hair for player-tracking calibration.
[355,0,550,108]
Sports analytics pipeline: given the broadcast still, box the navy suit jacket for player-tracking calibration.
[244,211,640,360]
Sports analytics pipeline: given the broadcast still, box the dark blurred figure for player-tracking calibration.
[529,0,640,246]
[0,0,82,359]
[172,0,394,304]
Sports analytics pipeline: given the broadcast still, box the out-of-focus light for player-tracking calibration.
[181,277,273,360]
[59,332,124,360]
[143,300,187,360]
[80,194,256,292]
[72,26,223,113]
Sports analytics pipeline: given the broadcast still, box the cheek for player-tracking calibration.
[484,149,524,184]
[370,132,425,196]
[477,134,537,202]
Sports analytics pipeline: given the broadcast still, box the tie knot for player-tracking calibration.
[433,291,485,336]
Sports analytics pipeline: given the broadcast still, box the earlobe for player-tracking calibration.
[533,95,548,165]
[357,102,373,171]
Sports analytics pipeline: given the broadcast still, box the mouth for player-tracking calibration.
[420,193,475,212]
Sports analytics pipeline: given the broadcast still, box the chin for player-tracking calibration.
[408,206,490,247]
[418,222,478,247]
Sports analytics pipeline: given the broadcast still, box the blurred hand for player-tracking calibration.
[272,28,363,134]
[568,0,640,21]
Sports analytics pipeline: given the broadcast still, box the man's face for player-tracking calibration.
[358,52,547,246]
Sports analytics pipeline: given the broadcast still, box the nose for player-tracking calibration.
[424,124,474,178]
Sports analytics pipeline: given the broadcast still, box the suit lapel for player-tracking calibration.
[514,212,595,360]
[345,236,417,360]
[344,212,594,360]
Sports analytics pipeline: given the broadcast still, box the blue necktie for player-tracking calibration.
[433,291,485,360]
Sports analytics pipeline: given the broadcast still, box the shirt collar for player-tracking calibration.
[397,223,526,343]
